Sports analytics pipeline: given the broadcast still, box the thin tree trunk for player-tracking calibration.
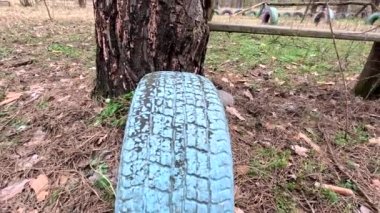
[354,42,380,99]
[93,0,210,97]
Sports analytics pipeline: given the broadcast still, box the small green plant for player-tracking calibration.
[91,161,115,201]
[36,100,49,110]
[334,131,351,146]
[249,148,291,177]
[48,43,80,58]
[354,125,369,143]
[340,179,357,191]
[49,189,62,204]
[321,189,339,204]
[275,190,296,213]
[95,92,134,127]
[0,47,10,60]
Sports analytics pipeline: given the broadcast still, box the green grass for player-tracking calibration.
[334,125,369,146]
[274,189,296,213]
[90,160,115,201]
[206,32,371,81]
[95,92,134,127]
[48,43,80,58]
[249,147,291,177]
[0,47,10,60]
[321,188,339,204]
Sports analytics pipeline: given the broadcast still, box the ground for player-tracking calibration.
[0,2,380,213]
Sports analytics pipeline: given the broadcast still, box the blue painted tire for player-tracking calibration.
[115,71,235,212]
[367,12,380,25]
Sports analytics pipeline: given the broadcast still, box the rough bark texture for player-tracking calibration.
[78,0,86,8]
[93,0,211,97]
[354,42,380,99]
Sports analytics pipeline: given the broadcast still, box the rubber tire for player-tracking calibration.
[367,12,380,25]
[221,10,233,16]
[115,71,235,212]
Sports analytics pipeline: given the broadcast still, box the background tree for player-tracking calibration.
[93,0,212,97]
[78,0,86,8]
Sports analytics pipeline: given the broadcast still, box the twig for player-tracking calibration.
[326,3,350,135]
[42,0,53,21]
[325,138,379,212]
[302,191,316,213]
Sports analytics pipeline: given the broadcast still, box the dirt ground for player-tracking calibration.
[1,3,380,213]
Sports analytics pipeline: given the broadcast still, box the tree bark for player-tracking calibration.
[354,42,380,99]
[93,0,210,97]
[78,0,86,8]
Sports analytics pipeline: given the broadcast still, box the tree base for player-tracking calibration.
[354,42,380,99]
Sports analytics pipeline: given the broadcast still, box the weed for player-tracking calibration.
[334,131,350,146]
[91,161,115,201]
[334,125,369,146]
[48,43,80,58]
[37,101,49,110]
[0,47,10,60]
[321,189,339,204]
[49,189,62,204]
[340,179,357,191]
[275,190,296,213]
[249,148,291,177]
[95,92,134,127]
[354,125,369,143]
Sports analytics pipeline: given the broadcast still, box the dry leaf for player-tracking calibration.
[24,128,46,147]
[235,207,244,213]
[59,175,69,186]
[0,179,30,201]
[243,90,253,101]
[298,133,321,153]
[0,92,23,106]
[372,179,380,194]
[291,145,309,157]
[357,205,372,213]
[236,165,250,176]
[30,174,49,202]
[315,182,354,196]
[368,137,380,146]
[317,81,335,85]
[16,154,43,170]
[226,107,245,121]
[265,123,286,131]
[221,77,229,83]
[218,90,234,106]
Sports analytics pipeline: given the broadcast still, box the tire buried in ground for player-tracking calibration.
[114,71,235,212]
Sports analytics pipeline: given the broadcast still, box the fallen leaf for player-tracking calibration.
[218,90,234,106]
[317,81,335,85]
[265,123,286,131]
[236,165,250,176]
[0,92,23,106]
[368,137,380,146]
[59,175,69,186]
[235,207,244,213]
[30,174,49,202]
[24,128,46,147]
[356,205,372,213]
[258,64,266,69]
[16,154,43,170]
[243,90,254,101]
[226,106,245,121]
[0,179,30,201]
[298,133,321,153]
[365,124,376,130]
[291,145,309,157]
[372,179,380,194]
[314,182,354,196]
[221,77,229,83]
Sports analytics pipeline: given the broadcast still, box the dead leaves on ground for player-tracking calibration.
[24,128,47,147]
[30,174,49,202]
[0,92,23,106]
[0,179,30,201]
[368,137,380,146]
[297,132,321,153]
[226,106,245,121]
[236,165,250,176]
[291,145,309,157]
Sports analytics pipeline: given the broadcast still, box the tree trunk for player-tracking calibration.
[78,0,86,8]
[354,42,380,99]
[93,0,210,97]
